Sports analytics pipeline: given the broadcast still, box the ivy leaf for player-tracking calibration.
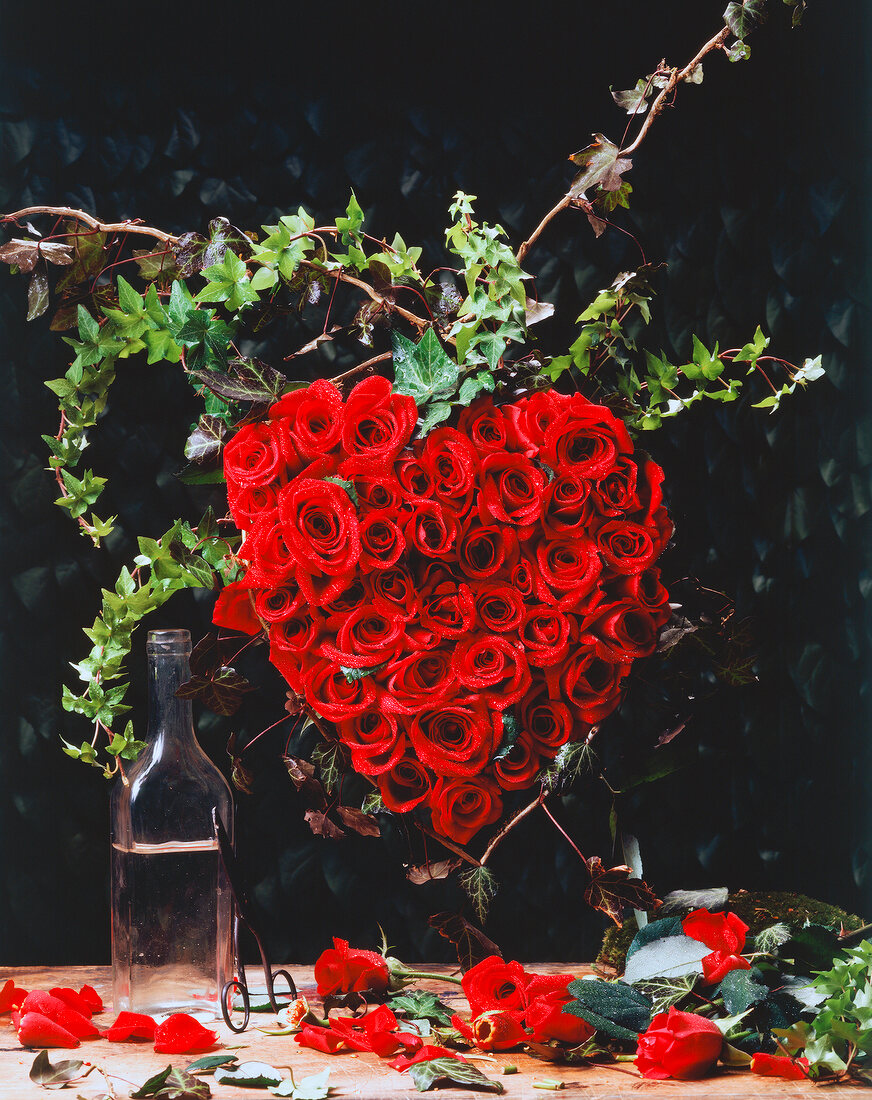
[175,217,252,277]
[728,39,752,61]
[335,192,365,246]
[184,415,227,464]
[611,78,652,115]
[0,237,74,272]
[568,134,632,197]
[186,1055,239,1075]
[283,755,325,801]
[724,0,768,37]
[336,805,380,837]
[417,401,452,437]
[492,711,519,760]
[195,250,259,312]
[406,859,461,884]
[717,968,770,1015]
[584,856,661,926]
[392,329,460,404]
[408,1058,504,1094]
[130,1065,211,1099]
[175,665,254,716]
[311,742,344,794]
[213,1062,283,1088]
[29,1050,87,1088]
[428,911,502,972]
[191,358,287,405]
[564,979,652,1042]
[783,0,807,26]
[459,865,499,925]
[27,269,49,320]
[388,991,455,1027]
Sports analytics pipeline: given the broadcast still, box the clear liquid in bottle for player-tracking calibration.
[111,630,234,1019]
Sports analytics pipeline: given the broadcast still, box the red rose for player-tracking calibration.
[339,375,417,468]
[326,605,407,668]
[535,536,601,599]
[524,990,595,1044]
[700,951,751,984]
[337,711,405,776]
[395,451,434,502]
[358,510,406,572]
[474,582,526,634]
[351,473,404,513]
[614,570,672,628]
[542,472,593,536]
[240,513,297,587]
[472,1010,527,1051]
[682,909,748,955]
[212,580,260,636]
[313,937,390,996]
[541,395,632,479]
[381,649,457,715]
[592,456,640,516]
[503,389,565,456]
[561,652,628,725]
[520,606,572,667]
[635,1007,723,1080]
[417,570,475,639]
[278,478,361,583]
[478,452,545,533]
[457,521,519,581]
[461,956,528,1017]
[750,1054,810,1080]
[596,519,660,575]
[493,731,541,791]
[378,755,432,812]
[419,427,479,515]
[410,701,498,777]
[451,634,531,706]
[580,600,659,662]
[224,420,297,490]
[403,501,459,559]
[254,585,303,623]
[302,658,377,722]
[457,398,510,456]
[269,378,344,461]
[269,608,323,660]
[227,482,279,532]
[371,566,419,621]
[429,775,502,843]
[520,687,574,757]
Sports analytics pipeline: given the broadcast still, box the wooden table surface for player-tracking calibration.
[0,965,864,1099]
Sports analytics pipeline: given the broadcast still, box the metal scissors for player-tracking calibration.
[213,810,297,1032]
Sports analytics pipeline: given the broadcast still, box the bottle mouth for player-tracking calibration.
[147,629,192,656]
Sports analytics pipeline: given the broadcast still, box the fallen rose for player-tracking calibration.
[471,1009,527,1051]
[313,937,390,996]
[635,1007,723,1080]
[19,991,99,1039]
[152,1013,218,1054]
[49,985,102,1017]
[750,1052,810,1079]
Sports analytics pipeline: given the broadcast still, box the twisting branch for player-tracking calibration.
[514,23,731,264]
[1,206,179,244]
[479,789,547,866]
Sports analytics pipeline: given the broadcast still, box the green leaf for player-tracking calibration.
[392,329,460,404]
[408,1058,504,1094]
[29,1050,86,1088]
[323,477,359,506]
[728,39,752,61]
[130,1065,211,1099]
[457,371,494,406]
[214,1062,284,1088]
[417,401,452,438]
[269,1068,331,1099]
[312,742,344,795]
[186,1055,239,1075]
[27,269,49,321]
[184,416,228,464]
[568,134,632,198]
[564,979,652,1042]
[335,192,365,245]
[388,991,455,1027]
[626,917,684,959]
[459,865,499,925]
[611,78,652,115]
[724,0,768,37]
[717,968,769,1015]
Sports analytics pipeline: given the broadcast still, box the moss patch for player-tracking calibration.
[596,890,866,975]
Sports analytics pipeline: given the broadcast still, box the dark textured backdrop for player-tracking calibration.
[0,1,868,966]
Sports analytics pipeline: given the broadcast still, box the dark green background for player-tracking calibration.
[1,2,868,965]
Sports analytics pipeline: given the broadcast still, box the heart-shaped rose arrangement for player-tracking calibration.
[214,375,672,845]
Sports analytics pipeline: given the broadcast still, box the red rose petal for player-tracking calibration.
[78,985,104,1015]
[152,1013,218,1054]
[19,991,99,1038]
[49,987,95,1018]
[101,1010,158,1041]
[17,1011,80,1049]
[0,978,27,1014]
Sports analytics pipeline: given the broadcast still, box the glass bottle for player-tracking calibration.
[110,629,234,1019]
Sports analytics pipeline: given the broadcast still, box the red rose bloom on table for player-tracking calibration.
[314,937,390,996]
[635,1007,723,1080]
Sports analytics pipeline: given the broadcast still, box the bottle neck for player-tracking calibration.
[146,647,197,752]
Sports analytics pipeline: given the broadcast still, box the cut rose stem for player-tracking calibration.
[479,789,547,867]
[539,802,589,868]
